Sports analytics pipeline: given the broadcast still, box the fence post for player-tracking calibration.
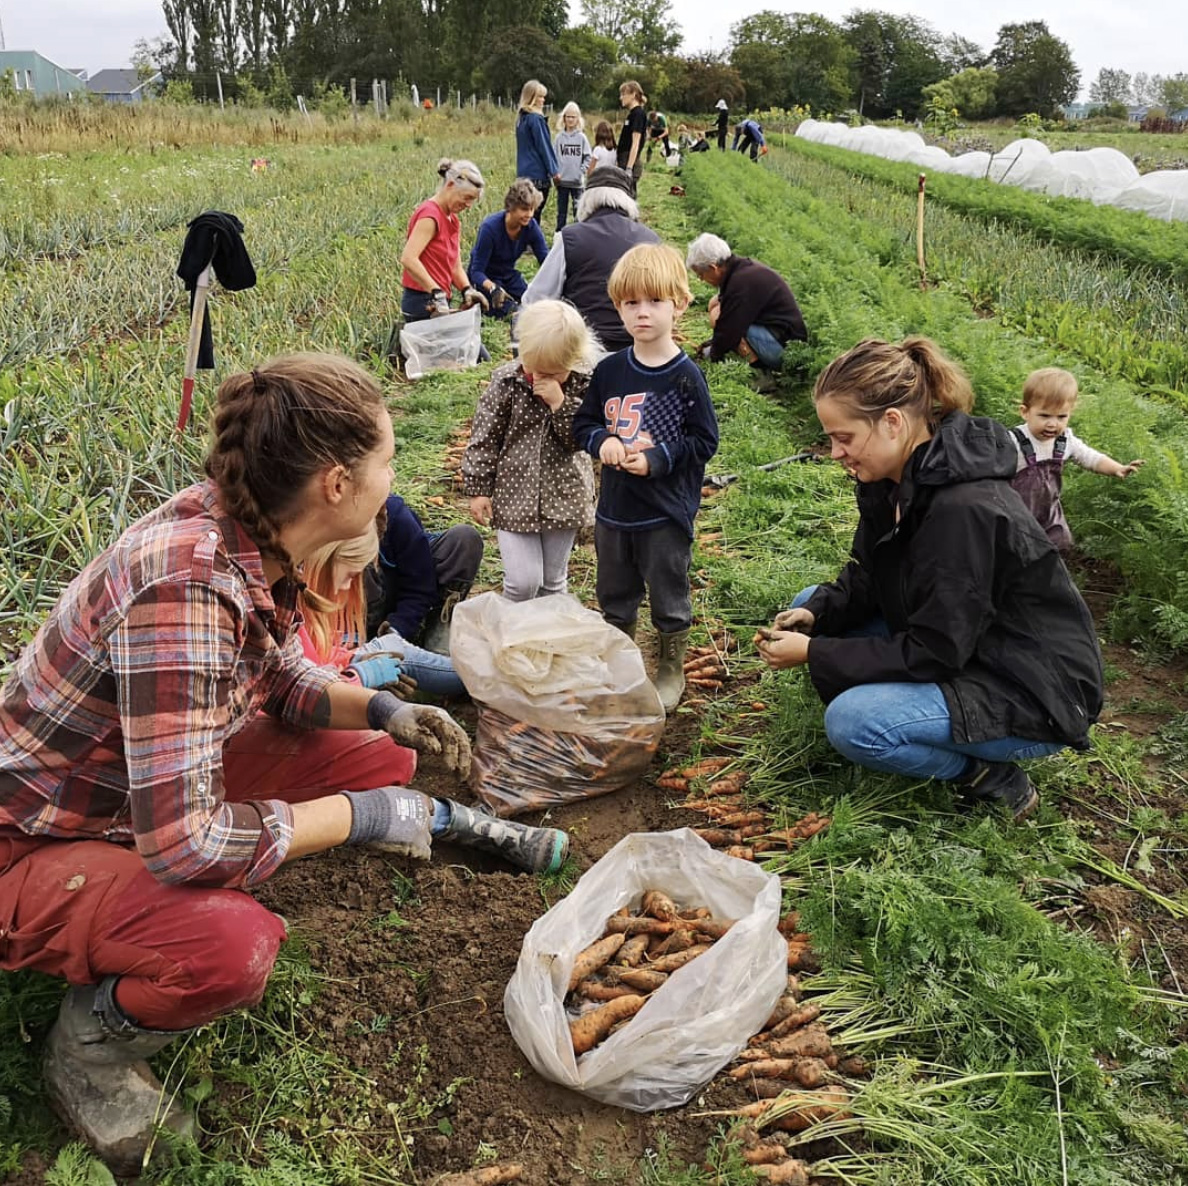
[350,77,357,121]
[215,71,225,110]
[373,79,381,117]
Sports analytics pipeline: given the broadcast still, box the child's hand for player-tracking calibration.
[533,377,565,411]
[469,496,493,526]
[600,437,628,467]
[620,450,650,476]
[1117,459,1145,478]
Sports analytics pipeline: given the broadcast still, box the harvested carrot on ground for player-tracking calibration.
[766,1086,852,1132]
[567,933,627,993]
[647,943,712,973]
[604,914,675,936]
[576,979,639,1001]
[570,994,647,1055]
[694,827,743,846]
[718,810,768,828]
[435,1165,524,1186]
[776,913,801,937]
[616,967,668,992]
[765,1002,822,1039]
[706,771,749,796]
[740,1023,834,1062]
[679,757,732,779]
[729,1057,830,1088]
[760,992,804,1032]
[742,1142,790,1166]
[837,1055,870,1077]
[725,845,755,860]
[750,1160,811,1184]
[682,796,745,814]
[656,774,690,792]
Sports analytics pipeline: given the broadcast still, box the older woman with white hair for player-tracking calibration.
[400,157,490,322]
[521,166,660,351]
[686,232,807,369]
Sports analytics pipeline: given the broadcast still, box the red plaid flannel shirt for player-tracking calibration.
[0,482,337,888]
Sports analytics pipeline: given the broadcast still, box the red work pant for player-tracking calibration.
[0,720,415,1030]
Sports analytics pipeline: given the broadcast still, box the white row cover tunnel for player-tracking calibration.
[795,120,1188,222]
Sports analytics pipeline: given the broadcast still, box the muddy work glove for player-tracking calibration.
[427,288,451,317]
[341,787,433,859]
[367,690,471,777]
[346,651,418,699]
[459,286,490,312]
[489,285,514,314]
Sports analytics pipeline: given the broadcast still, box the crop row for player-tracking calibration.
[763,147,1188,396]
[681,149,1188,647]
[777,134,1188,286]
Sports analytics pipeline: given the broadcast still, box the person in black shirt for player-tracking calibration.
[714,99,729,151]
[617,80,649,192]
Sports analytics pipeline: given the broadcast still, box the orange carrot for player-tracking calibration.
[760,992,804,1032]
[776,912,802,937]
[837,1055,870,1077]
[766,1002,822,1039]
[647,943,712,973]
[760,1024,834,1060]
[569,994,647,1054]
[576,979,639,1001]
[614,935,651,967]
[728,1057,830,1088]
[683,796,745,814]
[616,967,668,992]
[706,771,749,796]
[725,845,755,860]
[656,775,690,792]
[434,1165,525,1186]
[766,1086,851,1132]
[694,828,742,846]
[742,1142,789,1165]
[567,933,627,993]
[641,890,679,921]
[717,810,768,828]
[678,757,732,779]
[605,915,674,936]
[649,929,695,958]
[751,1161,810,1184]
[693,918,736,940]
[678,907,712,921]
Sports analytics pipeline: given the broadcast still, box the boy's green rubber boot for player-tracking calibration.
[654,629,689,712]
[437,800,569,873]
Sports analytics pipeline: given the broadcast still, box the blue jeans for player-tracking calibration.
[555,185,581,231]
[744,324,785,370]
[353,631,465,699]
[790,586,1064,780]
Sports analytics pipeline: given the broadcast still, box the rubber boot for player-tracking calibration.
[607,618,637,641]
[654,628,690,712]
[43,977,196,1178]
[957,760,1039,821]
[422,580,470,657]
[437,800,568,874]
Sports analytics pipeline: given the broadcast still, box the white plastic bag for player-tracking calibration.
[504,829,787,1111]
[451,593,665,815]
[398,305,481,379]
[666,151,682,168]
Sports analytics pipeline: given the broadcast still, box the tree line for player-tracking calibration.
[143,1,1184,122]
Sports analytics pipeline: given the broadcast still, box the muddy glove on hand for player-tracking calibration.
[341,787,433,859]
[489,286,513,314]
[367,691,471,777]
[460,286,490,312]
[346,651,418,699]
[427,288,451,317]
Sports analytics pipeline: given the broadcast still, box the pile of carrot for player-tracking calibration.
[434,1166,523,1186]
[441,420,472,491]
[684,644,729,693]
[472,705,662,815]
[565,889,769,1057]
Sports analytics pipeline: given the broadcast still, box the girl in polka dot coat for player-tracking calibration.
[462,300,598,601]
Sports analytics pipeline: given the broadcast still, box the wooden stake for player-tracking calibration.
[178,264,212,433]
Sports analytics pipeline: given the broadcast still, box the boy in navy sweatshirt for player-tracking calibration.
[573,243,719,710]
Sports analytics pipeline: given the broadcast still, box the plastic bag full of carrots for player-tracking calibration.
[504,829,787,1111]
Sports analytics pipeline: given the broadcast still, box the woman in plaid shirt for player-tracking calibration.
[0,354,567,1175]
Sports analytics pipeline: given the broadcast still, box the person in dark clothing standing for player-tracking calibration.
[515,79,561,223]
[686,233,807,369]
[756,337,1103,820]
[715,99,729,151]
[617,80,649,191]
[365,494,484,653]
[521,167,660,352]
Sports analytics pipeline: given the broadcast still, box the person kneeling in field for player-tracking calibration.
[0,355,566,1177]
[467,179,549,319]
[755,337,1103,820]
[686,233,807,370]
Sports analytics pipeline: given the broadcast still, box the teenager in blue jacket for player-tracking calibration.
[515,80,561,223]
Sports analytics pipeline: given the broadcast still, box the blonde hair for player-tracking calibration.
[518,79,547,111]
[504,178,543,212]
[300,529,380,661]
[517,300,598,373]
[619,80,646,106]
[813,337,974,427]
[555,101,585,133]
[1022,367,1078,410]
[436,158,485,193]
[593,119,615,149]
[607,243,692,307]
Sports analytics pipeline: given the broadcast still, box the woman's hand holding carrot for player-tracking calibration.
[469,496,493,526]
[756,630,811,670]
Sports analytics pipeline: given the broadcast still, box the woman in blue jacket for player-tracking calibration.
[516,79,561,223]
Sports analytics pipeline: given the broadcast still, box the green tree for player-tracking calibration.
[844,11,947,119]
[479,26,573,102]
[922,66,998,120]
[162,0,191,73]
[730,11,853,112]
[940,34,986,74]
[580,0,682,62]
[1089,67,1131,106]
[557,25,620,108]
[662,51,744,113]
[1130,72,1163,106]
[1160,73,1188,111]
[991,21,1080,118]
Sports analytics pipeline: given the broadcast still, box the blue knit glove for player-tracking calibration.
[347,652,417,698]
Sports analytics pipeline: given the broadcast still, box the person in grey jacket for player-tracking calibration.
[553,102,592,233]
[521,167,660,352]
[462,301,597,601]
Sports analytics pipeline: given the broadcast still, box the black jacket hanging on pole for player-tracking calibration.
[176,211,257,369]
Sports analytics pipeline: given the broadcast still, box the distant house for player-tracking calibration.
[1060,102,1093,120]
[1127,106,1150,122]
[86,69,163,104]
[0,50,87,98]
[1170,108,1188,123]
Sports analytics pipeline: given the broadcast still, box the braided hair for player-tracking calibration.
[204,353,386,581]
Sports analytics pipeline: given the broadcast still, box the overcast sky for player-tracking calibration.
[2,0,1182,99]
